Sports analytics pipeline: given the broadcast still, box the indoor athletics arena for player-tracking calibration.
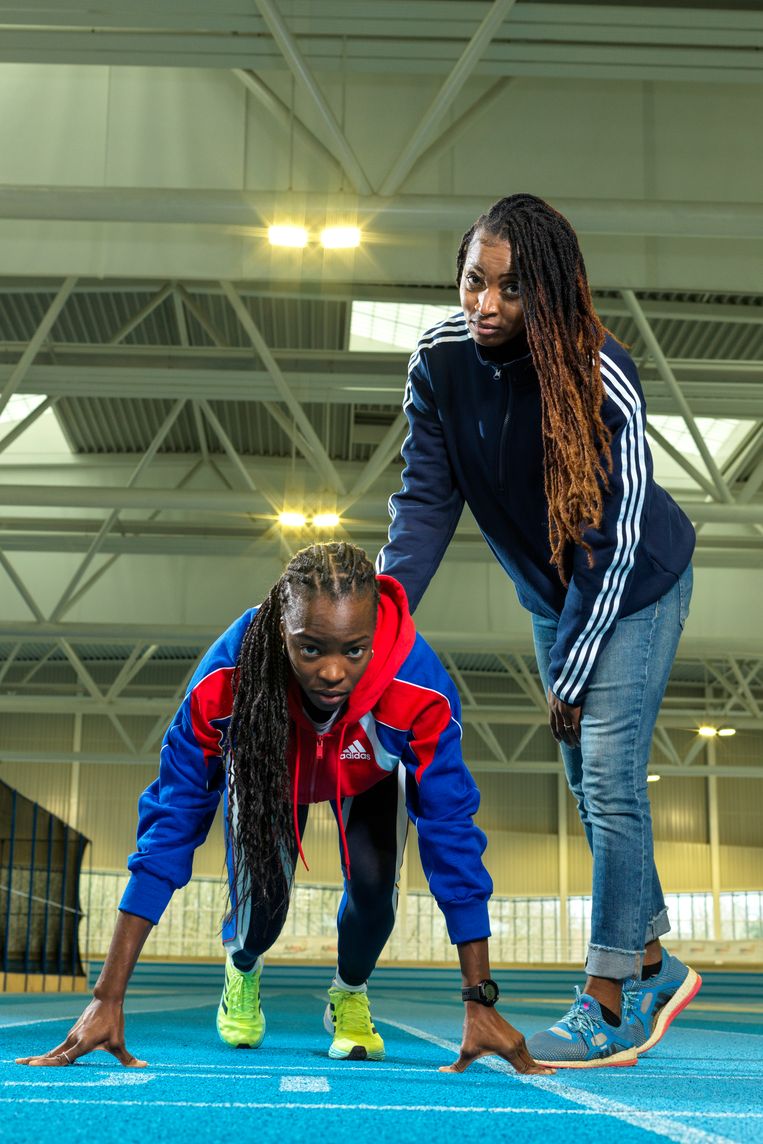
[0,4,761,1142]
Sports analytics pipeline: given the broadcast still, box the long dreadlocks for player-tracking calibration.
[226,542,379,914]
[456,193,612,582]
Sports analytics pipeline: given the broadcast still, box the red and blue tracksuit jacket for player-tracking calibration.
[120,575,492,945]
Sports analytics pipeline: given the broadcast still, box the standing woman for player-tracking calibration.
[17,542,547,1076]
[378,194,700,1068]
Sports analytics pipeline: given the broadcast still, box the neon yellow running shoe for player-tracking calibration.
[323,986,385,1061]
[216,957,266,1048]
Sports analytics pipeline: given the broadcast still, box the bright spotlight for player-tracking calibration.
[268,225,308,248]
[718,727,736,737]
[279,511,307,527]
[647,774,661,783]
[697,725,718,738]
[320,226,361,249]
[313,513,341,529]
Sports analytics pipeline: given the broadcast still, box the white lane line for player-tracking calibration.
[1,1060,434,1073]
[0,1099,760,1118]
[376,1015,739,1144]
[3,1073,155,1087]
[280,1076,330,1092]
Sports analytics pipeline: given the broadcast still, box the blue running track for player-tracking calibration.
[2,966,762,1144]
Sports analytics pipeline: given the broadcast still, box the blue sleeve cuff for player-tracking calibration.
[119,870,176,925]
[441,899,492,945]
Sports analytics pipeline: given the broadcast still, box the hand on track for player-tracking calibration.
[15,997,147,1068]
[440,1005,554,1076]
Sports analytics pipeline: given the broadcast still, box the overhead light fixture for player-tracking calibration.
[697,725,718,738]
[647,774,661,783]
[279,511,307,528]
[320,226,361,250]
[718,727,736,738]
[268,225,308,248]
[312,513,341,529]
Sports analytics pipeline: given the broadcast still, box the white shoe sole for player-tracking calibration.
[636,967,702,1055]
[534,1046,637,1069]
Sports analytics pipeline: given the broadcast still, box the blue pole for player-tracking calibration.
[41,814,53,976]
[57,824,69,982]
[71,836,87,980]
[23,802,38,978]
[2,790,17,978]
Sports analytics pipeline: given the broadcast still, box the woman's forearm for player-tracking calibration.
[457,937,492,987]
[92,911,154,1003]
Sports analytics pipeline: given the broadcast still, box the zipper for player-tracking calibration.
[310,734,325,802]
[497,378,514,494]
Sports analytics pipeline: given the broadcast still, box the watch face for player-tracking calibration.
[481,980,499,1003]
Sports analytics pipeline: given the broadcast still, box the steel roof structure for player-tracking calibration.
[0,1,761,779]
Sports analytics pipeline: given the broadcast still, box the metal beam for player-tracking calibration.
[340,411,407,510]
[0,396,57,455]
[0,277,76,419]
[1,187,762,239]
[105,643,159,703]
[646,424,719,500]
[198,399,281,512]
[233,68,341,176]
[0,551,44,621]
[108,282,173,345]
[3,691,760,735]
[621,289,734,504]
[380,0,517,196]
[2,354,757,419]
[48,397,188,621]
[7,489,763,528]
[220,279,346,494]
[253,0,373,195]
[49,460,210,616]
[412,77,514,175]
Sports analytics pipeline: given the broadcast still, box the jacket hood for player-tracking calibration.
[287,574,416,730]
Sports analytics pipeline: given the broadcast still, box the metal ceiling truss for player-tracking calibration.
[0,642,760,777]
[1,2,760,84]
[0,277,760,632]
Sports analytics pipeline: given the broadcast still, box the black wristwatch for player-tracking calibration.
[461,978,500,1006]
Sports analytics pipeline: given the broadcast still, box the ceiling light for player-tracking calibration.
[312,513,341,529]
[718,727,736,737]
[278,511,306,527]
[697,726,718,738]
[268,225,308,248]
[320,226,361,249]
[647,774,661,783]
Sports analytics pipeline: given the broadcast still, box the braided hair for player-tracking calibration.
[456,193,612,582]
[226,542,379,913]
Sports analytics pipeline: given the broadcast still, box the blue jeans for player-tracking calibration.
[532,565,693,979]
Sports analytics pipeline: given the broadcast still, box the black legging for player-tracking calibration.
[229,767,408,985]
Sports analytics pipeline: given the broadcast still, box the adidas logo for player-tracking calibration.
[340,739,371,761]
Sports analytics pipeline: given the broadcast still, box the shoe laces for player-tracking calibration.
[335,991,372,1036]
[227,966,259,1010]
[620,985,639,1020]
[561,987,604,1037]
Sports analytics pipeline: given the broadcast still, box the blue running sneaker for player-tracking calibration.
[527,988,642,1068]
[622,950,701,1056]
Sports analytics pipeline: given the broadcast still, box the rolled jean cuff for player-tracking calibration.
[586,942,643,980]
[645,907,670,945]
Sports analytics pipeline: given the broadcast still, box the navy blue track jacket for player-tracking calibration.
[377,314,695,706]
